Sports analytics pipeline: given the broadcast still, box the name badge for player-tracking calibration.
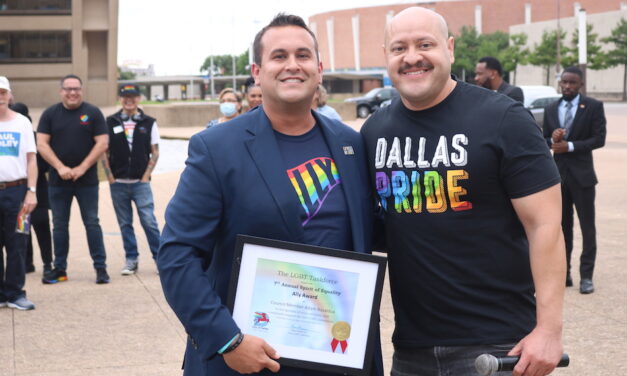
[113,126,124,134]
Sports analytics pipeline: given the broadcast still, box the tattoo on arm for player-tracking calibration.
[100,154,112,178]
[143,144,159,179]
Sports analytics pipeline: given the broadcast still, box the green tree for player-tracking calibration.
[477,30,510,58]
[236,50,251,76]
[601,18,627,100]
[452,28,527,83]
[500,33,529,85]
[528,29,567,85]
[561,24,607,70]
[117,66,136,80]
[452,26,481,80]
[200,50,250,76]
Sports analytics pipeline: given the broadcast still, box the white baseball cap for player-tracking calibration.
[0,76,11,91]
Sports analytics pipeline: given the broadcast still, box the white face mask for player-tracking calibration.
[220,102,238,117]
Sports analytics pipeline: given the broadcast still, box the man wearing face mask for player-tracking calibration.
[101,84,161,275]
[206,88,242,127]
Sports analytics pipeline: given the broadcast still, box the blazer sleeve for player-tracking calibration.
[542,103,557,146]
[571,100,607,153]
[157,133,239,361]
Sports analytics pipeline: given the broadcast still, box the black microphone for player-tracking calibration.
[475,353,570,375]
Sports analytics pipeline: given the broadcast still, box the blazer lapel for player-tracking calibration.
[568,95,587,139]
[315,113,365,252]
[243,108,305,242]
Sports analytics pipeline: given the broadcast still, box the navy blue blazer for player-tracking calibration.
[158,107,383,376]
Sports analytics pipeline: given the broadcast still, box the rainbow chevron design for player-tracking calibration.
[286,157,341,225]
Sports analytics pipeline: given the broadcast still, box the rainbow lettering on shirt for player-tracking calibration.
[79,115,90,124]
[374,135,473,214]
[287,157,341,226]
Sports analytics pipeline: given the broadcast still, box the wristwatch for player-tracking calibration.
[27,186,37,193]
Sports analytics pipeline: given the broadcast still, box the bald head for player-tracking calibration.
[385,7,449,48]
[382,5,456,111]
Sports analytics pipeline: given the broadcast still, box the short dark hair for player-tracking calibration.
[60,74,82,86]
[244,76,255,89]
[252,13,319,65]
[478,56,503,77]
[562,66,584,79]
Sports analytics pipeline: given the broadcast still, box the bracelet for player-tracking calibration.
[221,332,244,354]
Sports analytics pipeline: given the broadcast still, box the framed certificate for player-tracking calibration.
[226,235,387,376]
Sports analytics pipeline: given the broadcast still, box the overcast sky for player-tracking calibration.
[118,0,428,76]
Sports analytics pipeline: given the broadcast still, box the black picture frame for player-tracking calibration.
[226,235,387,376]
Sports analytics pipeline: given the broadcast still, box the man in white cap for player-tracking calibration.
[0,76,38,310]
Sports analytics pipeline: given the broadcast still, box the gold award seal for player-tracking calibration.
[331,321,351,341]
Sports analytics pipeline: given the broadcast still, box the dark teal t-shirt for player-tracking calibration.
[274,124,353,252]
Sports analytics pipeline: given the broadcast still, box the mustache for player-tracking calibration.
[399,62,433,73]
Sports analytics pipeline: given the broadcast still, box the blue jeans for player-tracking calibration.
[109,182,160,260]
[48,184,107,270]
[0,185,27,302]
[391,344,515,376]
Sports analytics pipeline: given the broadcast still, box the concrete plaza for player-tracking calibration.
[1,106,626,375]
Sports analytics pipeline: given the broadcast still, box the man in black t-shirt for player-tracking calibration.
[37,74,110,285]
[361,7,566,376]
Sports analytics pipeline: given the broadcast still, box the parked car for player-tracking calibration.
[519,85,560,127]
[345,87,398,118]
[520,85,558,108]
[527,95,561,127]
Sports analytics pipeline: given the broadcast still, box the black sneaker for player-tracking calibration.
[96,268,110,284]
[42,268,68,284]
[43,264,52,274]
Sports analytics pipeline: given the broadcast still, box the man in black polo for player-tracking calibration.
[101,84,161,275]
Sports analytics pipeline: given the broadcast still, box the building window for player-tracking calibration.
[0,31,71,63]
[0,0,71,14]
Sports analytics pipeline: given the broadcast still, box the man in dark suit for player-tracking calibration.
[543,66,607,294]
[475,56,524,103]
[158,14,382,376]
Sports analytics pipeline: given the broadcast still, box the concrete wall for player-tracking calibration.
[329,102,357,121]
[140,101,357,129]
[511,9,627,98]
[142,103,221,128]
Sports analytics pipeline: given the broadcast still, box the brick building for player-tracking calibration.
[310,0,626,94]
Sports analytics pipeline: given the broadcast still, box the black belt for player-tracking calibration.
[0,179,27,189]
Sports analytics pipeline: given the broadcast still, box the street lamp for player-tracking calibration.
[556,0,561,87]
[578,8,588,95]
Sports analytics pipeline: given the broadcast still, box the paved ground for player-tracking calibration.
[2,106,627,375]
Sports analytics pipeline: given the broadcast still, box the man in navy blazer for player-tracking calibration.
[543,66,606,294]
[158,14,383,376]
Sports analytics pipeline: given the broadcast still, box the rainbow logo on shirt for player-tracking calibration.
[287,157,341,226]
[79,115,90,125]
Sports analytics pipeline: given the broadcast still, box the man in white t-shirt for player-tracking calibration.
[101,84,160,275]
[0,76,38,310]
